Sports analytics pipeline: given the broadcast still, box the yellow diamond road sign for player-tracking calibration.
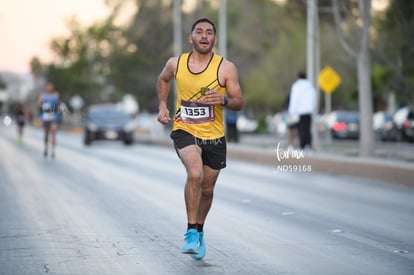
[319,65,341,94]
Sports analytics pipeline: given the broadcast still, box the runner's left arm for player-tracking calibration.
[204,60,243,111]
[221,60,243,111]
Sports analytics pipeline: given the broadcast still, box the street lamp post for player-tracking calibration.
[219,0,227,59]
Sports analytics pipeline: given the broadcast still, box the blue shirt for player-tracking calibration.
[40,92,59,122]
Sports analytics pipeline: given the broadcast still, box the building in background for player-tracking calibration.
[0,72,35,114]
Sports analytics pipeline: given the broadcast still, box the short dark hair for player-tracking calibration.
[298,72,307,79]
[191,18,216,34]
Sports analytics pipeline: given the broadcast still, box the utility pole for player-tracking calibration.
[173,0,182,57]
[173,0,182,107]
[307,0,316,86]
[307,0,321,150]
[219,0,227,59]
[219,0,228,134]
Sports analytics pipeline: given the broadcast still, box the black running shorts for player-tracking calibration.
[42,121,56,129]
[170,129,227,170]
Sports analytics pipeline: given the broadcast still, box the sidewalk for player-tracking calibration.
[227,143,414,187]
[135,130,414,187]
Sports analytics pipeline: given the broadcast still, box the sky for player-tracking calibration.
[1,0,389,75]
[0,0,112,74]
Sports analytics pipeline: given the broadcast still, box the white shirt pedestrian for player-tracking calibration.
[288,78,316,116]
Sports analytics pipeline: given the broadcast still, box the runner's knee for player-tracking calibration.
[201,186,214,198]
[187,168,203,184]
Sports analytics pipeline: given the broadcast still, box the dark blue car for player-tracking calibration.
[83,104,135,145]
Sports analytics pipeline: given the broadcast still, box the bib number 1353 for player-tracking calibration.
[180,100,214,124]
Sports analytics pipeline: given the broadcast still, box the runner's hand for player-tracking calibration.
[204,90,224,105]
[157,108,171,125]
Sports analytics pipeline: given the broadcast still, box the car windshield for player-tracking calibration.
[384,113,393,121]
[89,109,129,122]
[338,112,359,123]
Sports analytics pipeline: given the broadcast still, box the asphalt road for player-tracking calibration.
[1,125,414,275]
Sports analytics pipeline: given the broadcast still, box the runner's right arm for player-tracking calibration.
[37,94,43,109]
[157,57,178,125]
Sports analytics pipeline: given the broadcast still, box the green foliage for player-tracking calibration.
[0,74,6,90]
[31,0,414,116]
[254,114,268,134]
[318,21,359,111]
[29,57,44,78]
[111,0,174,111]
[227,0,307,114]
[372,64,393,95]
[372,0,414,104]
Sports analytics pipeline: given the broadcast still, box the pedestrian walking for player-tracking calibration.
[288,72,316,150]
[283,94,299,150]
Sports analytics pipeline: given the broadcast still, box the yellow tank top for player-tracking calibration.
[173,52,226,139]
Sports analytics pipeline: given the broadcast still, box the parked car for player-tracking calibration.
[83,104,135,145]
[381,106,414,142]
[375,112,398,141]
[236,114,258,133]
[266,112,288,135]
[325,111,359,139]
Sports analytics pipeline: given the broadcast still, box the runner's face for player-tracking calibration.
[46,84,54,93]
[191,22,216,54]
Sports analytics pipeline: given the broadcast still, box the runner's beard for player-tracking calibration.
[194,42,214,55]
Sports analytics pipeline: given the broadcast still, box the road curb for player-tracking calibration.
[75,128,414,187]
[227,145,414,187]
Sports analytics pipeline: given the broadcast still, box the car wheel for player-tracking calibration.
[123,133,134,145]
[123,138,133,145]
[84,134,92,146]
[394,130,403,142]
[331,130,339,139]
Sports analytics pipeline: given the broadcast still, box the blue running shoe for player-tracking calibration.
[181,229,199,254]
[191,231,206,260]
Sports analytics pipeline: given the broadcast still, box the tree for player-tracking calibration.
[224,0,309,113]
[332,0,374,157]
[108,0,175,111]
[46,14,125,104]
[372,0,414,105]
[34,0,381,122]
[0,74,6,90]
[29,57,47,112]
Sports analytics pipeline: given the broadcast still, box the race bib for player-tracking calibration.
[42,102,52,112]
[180,100,214,124]
[42,113,55,121]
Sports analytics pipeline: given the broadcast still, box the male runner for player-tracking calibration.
[37,82,60,158]
[15,104,26,144]
[157,18,243,259]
